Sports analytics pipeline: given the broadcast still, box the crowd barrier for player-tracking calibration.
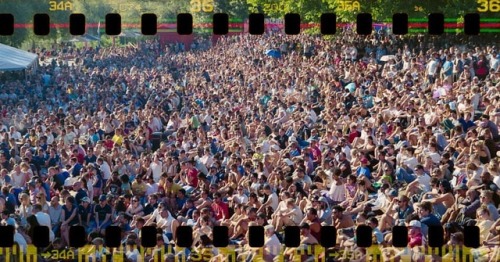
[0,224,491,261]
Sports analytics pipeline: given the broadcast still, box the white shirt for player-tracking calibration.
[10,131,22,141]
[14,231,27,253]
[233,193,248,204]
[268,193,279,211]
[99,161,112,180]
[290,206,303,225]
[493,176,500,189]
[309,109,318,123]
[342,145,352,161]
[427,60,438,76]
[328,181,346,203]
[416,173,432,192]
[146,183,159,196]
[402,156,419,171]
[150,161,163,183]
[35,211,54,241]
[265,234,282,256]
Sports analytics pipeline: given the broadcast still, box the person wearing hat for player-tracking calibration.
[93,194,112,235]
[78,196,93,233]
[89,237,110,261]
[408,220,423,248]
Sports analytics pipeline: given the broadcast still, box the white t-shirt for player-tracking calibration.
[290,206,304,225]
[416,174,432,192]
[35,212,54,241]
[427,60,438,76]
[402,157,419,171]
[268,193,279,211]
[100,161,112,180]
[328,182,346,203]
[265,234,282,256]
[146,183,159,196]
[233,193,248,204]
[150,161,163,183]
[493,176,500,189]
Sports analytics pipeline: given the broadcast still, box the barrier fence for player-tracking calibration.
[0,224,493,261]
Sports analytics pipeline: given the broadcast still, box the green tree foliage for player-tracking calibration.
[0,0,497,47]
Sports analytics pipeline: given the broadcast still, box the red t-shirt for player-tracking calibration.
[408,233,423,248]
[348,130,359,144]
[311,145,322,164]
[187,168,199,187]
[211,201,229,220]
[103,140,114,150]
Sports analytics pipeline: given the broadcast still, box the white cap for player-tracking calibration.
[264,225,275,232]
[409,220,421,228]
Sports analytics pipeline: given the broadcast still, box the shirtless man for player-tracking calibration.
[229,207,258,240]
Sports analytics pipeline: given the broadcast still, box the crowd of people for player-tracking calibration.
[0,28,499,262]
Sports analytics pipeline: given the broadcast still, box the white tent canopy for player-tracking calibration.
[0,43,38,71]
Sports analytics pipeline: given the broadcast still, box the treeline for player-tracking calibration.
[0,0,495,47]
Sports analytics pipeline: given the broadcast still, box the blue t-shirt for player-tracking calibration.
[356,166,372,180]
[176,197,187,210]
[442,61,453,76]
[71,163,83,177]
[84,154,97,164]
[47,155,61,167]
[420,214,441,236]
[421,214,441,227]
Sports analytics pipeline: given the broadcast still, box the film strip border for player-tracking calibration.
[0,224,487,261]
[0,12,499,36]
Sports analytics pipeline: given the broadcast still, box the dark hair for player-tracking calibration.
[115,200,127,213]
[66,196,75,204]
[332,205,344,213]
[307,207,318,216]
[120,174,130,183]
[294,182,308,198]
